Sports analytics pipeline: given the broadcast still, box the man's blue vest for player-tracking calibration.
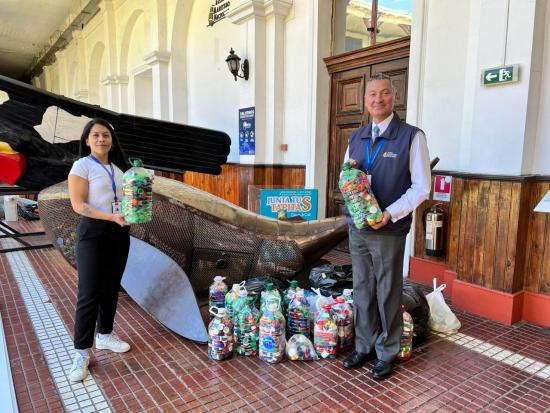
[346,112,420,236]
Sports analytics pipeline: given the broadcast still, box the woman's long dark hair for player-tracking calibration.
[79,118,130,172]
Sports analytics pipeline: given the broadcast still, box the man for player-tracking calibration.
[342,73,431,380]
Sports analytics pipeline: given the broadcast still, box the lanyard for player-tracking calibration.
[89,155,117,202]
[365,138,386,174]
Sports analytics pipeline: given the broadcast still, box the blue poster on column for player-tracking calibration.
[260,189,318,221]
[239,107,255,155]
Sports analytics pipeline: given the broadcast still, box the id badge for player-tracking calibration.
[367,174,372,185]
[112,201,122,214]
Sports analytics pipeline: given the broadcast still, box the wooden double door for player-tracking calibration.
[325,40,410,217]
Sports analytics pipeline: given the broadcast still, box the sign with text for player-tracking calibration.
[433,175,452,202]
[260,189,318,221]
[482,64,519,86]
[207,0,230,26]
[239,107,255,155]
[534,190,550,213]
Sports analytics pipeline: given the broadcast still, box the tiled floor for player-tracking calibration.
[1,220,550,412]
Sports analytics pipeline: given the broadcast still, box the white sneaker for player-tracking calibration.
[69,353,90,382]
[95,333,131,353]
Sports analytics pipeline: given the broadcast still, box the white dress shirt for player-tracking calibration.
[343,113,431,223]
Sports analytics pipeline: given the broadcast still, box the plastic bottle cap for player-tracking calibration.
[214,276,226,282]
[130,157,143,167]
[209,306,227,317]
[290,280,298,288]
[322,304,332,311]
[335,297,345,303]
[265,283,274,291]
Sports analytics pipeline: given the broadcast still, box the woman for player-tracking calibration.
[67,118,132,382]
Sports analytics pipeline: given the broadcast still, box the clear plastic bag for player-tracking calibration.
[425,278,461,333]
[309,288,334,316]
[285,334,318,361]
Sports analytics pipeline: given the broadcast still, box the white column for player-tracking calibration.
[227,0,293,165]
[54,50,69,96]
[144,51,171,120]
[116,75,129,113]
[43,66,53,92]
[99,0,120,111]
[145,0,170,120]
[74,30,89,102]
[304,0,332,218]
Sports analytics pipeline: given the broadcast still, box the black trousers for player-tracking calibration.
[74,217,130,349]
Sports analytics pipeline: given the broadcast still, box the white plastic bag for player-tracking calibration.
[285,334,318,361]
[425,278,461,333]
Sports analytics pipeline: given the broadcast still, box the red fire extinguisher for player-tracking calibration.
[424,204,444,256]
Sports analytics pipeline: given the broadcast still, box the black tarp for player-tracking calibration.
[0,75,231,189]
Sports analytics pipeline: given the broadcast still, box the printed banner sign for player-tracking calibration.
[433,175,452,202]
[239,107,255,155]
[260,189,318,221]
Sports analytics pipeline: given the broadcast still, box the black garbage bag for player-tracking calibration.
[243,276,286,307]
[309,264,353,297]
[402,279,430,347]
[17,198,40,220]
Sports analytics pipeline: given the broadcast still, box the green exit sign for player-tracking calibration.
[482,65,519,86]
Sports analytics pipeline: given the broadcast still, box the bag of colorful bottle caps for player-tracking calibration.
[122,157,153,223]
[332,297,354,352]
[313,304,338,359]
[287,289,311,338]
[235,296,260,356]
[260,283,282,316]
[283,280,299,311]
[225,281,245,320]
[207,307,234,361]
[341,288,353,307]
[208,276,228,311]
[396,304,413,362]
[285,334,318,361]
[232,287,250,341]
[338,159,383,229]
[259,298,286,363]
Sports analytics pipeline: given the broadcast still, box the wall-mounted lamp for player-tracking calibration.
[225,48,249,81]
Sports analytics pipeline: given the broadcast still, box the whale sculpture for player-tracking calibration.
[0,75,230,189]
[39,177,348,341]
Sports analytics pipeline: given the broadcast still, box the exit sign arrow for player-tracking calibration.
[485,72,497,82]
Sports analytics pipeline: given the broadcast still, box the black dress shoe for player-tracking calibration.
[343,350,376,369]
[372,359,393,380]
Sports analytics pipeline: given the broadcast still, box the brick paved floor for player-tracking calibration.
[1,220,549,412]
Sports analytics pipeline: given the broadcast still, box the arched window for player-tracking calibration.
[333,0,412,54]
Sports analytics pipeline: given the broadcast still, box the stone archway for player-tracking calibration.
[88,42,105,105]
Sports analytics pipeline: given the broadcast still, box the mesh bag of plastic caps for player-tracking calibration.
[285,334,318,361]
[338,159,383,229]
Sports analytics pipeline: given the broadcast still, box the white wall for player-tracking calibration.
[186,0,241,162]
[410,0,544,176]
[284,0,315,164]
